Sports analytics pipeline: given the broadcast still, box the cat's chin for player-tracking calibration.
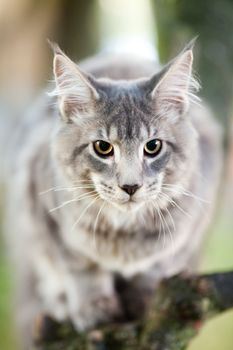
[110,200,144,213]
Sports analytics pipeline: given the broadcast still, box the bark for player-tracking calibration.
[35,271,233,350]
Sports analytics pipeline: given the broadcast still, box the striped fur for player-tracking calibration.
[5,44,222,347]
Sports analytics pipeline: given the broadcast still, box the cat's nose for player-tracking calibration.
[120,184,141,196]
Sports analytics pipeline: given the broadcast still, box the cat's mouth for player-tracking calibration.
[94,183,145,212]
[108,197,144,212]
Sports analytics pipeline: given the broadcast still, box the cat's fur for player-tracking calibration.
[5,42,222,347]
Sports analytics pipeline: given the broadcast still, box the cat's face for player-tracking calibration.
[51,43,199,212]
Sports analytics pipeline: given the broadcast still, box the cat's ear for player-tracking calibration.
[150,45,200,117]
[49,42,99,122]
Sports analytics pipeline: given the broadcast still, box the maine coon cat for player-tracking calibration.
[5,41,222,347]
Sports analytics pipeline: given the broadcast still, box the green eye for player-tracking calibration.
[93,140,114,157]
[144,139,162,157]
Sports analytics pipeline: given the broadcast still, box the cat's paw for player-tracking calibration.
[37,280,69,322]
[71,294,123,331]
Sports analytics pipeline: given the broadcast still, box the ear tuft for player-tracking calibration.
[47,39,63,56]
[182,36,199,53]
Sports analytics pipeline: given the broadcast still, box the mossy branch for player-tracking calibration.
[36,271,233,350]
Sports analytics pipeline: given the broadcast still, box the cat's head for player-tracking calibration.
[51,42,200,212]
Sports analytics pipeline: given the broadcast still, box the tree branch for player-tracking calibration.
[36,271,233,350]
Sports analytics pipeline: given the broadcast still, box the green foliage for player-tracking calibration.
[0,241,16,350]
[152,0,233,125]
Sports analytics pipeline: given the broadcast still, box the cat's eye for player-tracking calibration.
[93,140,114,157]
[144,139,162,157]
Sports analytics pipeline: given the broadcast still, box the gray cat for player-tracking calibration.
[5,41,222,347]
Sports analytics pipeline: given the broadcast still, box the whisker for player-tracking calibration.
[164,206,176,232]
[159,192,192,220]
[71,195,100,232]
[49,198,81,213]
[156,197,175,256]
[55,186,94,192]
[48,190,97,213]
[158,205,167,248]
[92,201,106,251]
[39,186,67,195]
[39,184,94,195]
[140,205,148,227]
[160,208,174,254]
[161,184,209,204]
[150,201,166,248]
[70,182,93,186]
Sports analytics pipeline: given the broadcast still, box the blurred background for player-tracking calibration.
[0,0,233,349]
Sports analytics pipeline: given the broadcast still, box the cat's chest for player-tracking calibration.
[61,210,139,258]
[58,205,142,263]
[57,205,165,276]
[55,199,192,276]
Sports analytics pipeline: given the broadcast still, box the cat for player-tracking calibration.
[5,40,222,347]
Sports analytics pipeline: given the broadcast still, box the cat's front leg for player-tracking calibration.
[35,253,70,322]
[15,253,70,349]
[65,268,122,331]
[34,252,122,332]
